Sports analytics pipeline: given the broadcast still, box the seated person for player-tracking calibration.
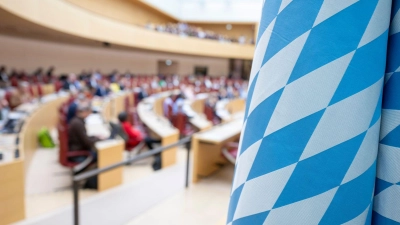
[172,93,185,115]
[118,112,143,149]
[68,102,99,163]
[63,73,82,92]
[163,95,174,118]
[137,84,149,101]
[9,82,31,109]
[95,80,110,97]
[117,112,162,170]
[66,92,86,123]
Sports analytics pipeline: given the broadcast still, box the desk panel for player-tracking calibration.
[97,140,124,192]
[192,114,244,183]
[0,160,25,225]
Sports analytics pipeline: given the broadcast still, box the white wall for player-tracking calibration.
[143,0,263,23]
[0,34,229,76]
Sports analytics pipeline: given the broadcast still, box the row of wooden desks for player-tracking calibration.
[0,91,131,225]
[0,93,69,225]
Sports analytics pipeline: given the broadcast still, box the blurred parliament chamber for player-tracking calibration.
[0,0,257,224]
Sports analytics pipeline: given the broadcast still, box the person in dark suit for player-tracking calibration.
[137,84,149,101]
[66,93,85,123]
[94,80,110,97]
[68,102,99,162]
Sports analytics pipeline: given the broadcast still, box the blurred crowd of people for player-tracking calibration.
[0,65,248,118]
[145,22,254,45]
[0,65,248,175]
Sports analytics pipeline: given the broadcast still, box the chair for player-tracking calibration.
[4,91,13,109]
[204,105,220,125]
[58,123,92,171]
[109,122,145,163]
[37,84,44,97]
[221,141,239,164]
[172,112,195,137]
[54,81,63,92]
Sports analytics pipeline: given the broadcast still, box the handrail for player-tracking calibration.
[72,135,192,225]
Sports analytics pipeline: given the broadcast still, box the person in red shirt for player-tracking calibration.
[118,112,162,170]
[118,112,143,148]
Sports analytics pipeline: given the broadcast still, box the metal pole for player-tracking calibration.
[185,140,191,188]
[73,181,79,225]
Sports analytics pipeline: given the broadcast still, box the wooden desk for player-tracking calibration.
[0,94,67,225]
[96,140,124,192]
[216,98,246,123]
[137,92,179,168]
[186,94,212,132]
[192,114,244,183]
[85,113,124,192]
[41,84,55,96]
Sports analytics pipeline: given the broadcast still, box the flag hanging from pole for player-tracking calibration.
[227,0,398,224]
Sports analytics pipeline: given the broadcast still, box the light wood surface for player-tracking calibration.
[112,93,127,119]
[217,98,246,123]
[20,95,68,171]
[42,84,55,95]
[100,98,112,122]
[0,93,66,225]
[0,160,25,225]
[96,140,124,192]
[192,113,244,183]
[0,0,254,59]
[190,98,206,115]
[225,98,246,115]
[161,133,179,168]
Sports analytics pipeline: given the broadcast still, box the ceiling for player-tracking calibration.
[142,0,264,23]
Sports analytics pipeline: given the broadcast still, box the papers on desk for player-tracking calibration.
[95,139,124,150]
[85,114,110,138]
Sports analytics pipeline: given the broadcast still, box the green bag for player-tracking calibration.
[38,127,55,148]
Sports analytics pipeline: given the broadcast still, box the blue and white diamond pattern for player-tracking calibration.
[227,0,393,224]
[373,1,400,223]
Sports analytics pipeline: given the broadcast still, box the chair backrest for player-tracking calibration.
[37,84,43,97]
[166,104,173,120]
[58,123,69,167]
[133,92,140,107]
[124,96,130,112]
[204,105,214,121]
[172,112,187,134]
[55,81,62,92]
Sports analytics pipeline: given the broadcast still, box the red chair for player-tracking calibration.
[204,105,220,125]
[222,141,239,164]
[55,81,63,92]
[58,124,92,168]
[133,92,140,107]
[172,112,195,137]
[37,85,43,97]
[28,85,36,97]
[4,91,13,109]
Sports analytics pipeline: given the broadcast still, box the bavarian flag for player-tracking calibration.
[227,0,400,224]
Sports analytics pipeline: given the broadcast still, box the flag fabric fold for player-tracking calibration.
[227,0,399,224]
